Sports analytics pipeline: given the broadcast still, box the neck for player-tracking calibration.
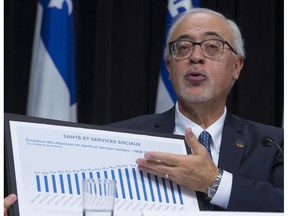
[178,100,225,129]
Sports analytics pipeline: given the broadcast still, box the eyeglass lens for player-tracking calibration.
[171,40,224,59]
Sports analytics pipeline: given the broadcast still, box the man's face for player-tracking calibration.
[166,13,243,105]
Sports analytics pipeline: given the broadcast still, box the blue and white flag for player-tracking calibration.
[155,0,200,113]
[27,0,77,122]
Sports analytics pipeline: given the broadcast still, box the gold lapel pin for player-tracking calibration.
[235,140,245,148]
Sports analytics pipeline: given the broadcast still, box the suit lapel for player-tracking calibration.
[153,106,176,133]
[154,108,246,173]
[218,113,246,173]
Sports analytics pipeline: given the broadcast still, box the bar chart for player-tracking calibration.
[32,165,184,207]
[9,120,199,215]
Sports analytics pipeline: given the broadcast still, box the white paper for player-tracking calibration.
[9,121,199,216]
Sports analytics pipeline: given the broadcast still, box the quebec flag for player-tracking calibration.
[155,0,200,113]
[27,0,77,122]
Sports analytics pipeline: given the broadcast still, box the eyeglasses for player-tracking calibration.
[168,39,237,60]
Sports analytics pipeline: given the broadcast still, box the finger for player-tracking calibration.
[136,156,176,178]
[137,165,165,178]
[142,151,182,166]
[136,157,174,173]
[4,194,17,209]
[137,164,174,180]
[185,128,206,155]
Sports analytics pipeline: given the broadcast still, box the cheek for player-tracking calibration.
[211,63,235,86]
[168,66,184,92]
[169,71,180,88]
[218,61,237,80]
[168,64,182,81]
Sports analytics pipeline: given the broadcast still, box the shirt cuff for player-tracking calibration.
[210,170,233,209]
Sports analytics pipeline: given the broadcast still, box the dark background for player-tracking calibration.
[4,0,284,127]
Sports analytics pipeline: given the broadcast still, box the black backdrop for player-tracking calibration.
[4,0,284,127]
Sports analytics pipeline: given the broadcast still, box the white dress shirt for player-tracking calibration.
[174,102,232,209]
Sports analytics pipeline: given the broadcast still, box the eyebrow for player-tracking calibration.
[204,31,224,39]
[175,34,192,41]
[175,31,224,41]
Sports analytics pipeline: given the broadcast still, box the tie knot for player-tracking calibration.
[198,131,212,155]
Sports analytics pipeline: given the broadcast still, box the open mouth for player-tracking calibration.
[185,72,206,83]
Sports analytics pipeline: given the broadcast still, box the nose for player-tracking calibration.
[189,44,205,64]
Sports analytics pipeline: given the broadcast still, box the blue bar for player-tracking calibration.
[139,170,148,201]
[132,168,140,200]
[104,170,108,179]
[59,174,65,193]
[67,174,73,194]
[82,172,86,180]
[44,175,49,192]
[147,173,155,202]
[97,171,101,179]
[52,175,57,193]
[111,170,118,198]
[102,171,109,195]
[96,171,101,195]
[177,184,183,205]
[118,169,126,199]
[74,173,80,195]
[169,181,176,204]
[100,171,107,195]
[111,170,116,181]
[103,171,108,195]
[89,172,93,179]
[125,168,133,199]
[154,175,162,202]
[161,178,169,203]
[36,175,41,192]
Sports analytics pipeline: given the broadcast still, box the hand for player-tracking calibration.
[136,128,218,193]
[4,194,17,216]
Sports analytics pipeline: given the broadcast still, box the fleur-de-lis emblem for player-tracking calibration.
[48,0,73,15]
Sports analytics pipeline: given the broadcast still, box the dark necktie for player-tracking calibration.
[198,131,212,156]
[197,131,214,210]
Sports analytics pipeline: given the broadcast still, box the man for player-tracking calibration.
[4,7,283,215]
[110,8,284,212]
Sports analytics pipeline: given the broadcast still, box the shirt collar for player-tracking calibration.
[174,102,226,151]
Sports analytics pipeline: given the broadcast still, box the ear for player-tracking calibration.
[232,56,244,80]
[165,58,172,80]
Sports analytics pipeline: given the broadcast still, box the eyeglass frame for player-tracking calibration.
[168,39,238,60]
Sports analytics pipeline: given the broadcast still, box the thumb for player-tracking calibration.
[185,128,205,155]
[4,194,17,210]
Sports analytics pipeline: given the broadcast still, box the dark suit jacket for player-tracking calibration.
[109,107,284,212]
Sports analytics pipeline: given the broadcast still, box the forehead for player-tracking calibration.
[171,12,233,41]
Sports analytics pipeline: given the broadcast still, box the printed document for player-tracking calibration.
[9,121,199,216]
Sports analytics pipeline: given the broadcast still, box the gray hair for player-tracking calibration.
[163,8,246,60]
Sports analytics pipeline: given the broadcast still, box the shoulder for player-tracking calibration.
[228,113,283,143]
[109,113,161,128]
[229,113,282,132]
[108,107,176,133]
